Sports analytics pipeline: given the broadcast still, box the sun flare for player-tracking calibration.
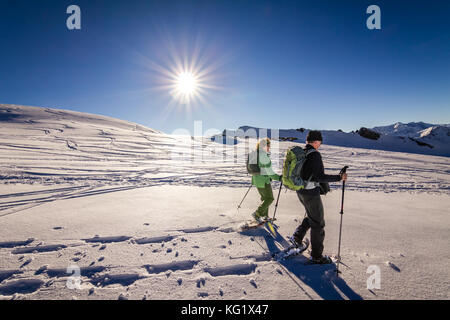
[145,39,225,109]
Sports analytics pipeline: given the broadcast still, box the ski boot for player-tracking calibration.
[310,255,333,265]
[287,235,303,248]
[251,212,263,223]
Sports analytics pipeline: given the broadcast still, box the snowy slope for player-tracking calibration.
[214,123,450,157]
[0,104,449,300]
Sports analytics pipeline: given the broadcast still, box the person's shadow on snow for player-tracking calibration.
[240,225,363,300]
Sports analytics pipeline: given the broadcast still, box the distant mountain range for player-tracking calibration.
[373,122,450,139]
[213,122,450,157]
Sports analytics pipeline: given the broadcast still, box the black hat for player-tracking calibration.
[307,130,323,142]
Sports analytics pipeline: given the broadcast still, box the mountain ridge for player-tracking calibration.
[214,122,450,157]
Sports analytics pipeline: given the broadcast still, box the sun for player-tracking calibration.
[143,37,226,109]
[170,70,203,105]
[176,72,198,95]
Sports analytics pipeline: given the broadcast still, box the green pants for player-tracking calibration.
[256,183,274,218]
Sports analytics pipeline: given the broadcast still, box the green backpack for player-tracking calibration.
[282,146,316,191]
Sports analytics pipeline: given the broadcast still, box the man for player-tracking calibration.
[251,138,281,222]
[292,130,347,264]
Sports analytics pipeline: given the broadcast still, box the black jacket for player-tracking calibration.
[299,144,341,196]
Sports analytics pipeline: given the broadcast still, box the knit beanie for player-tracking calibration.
[306,130,323,142]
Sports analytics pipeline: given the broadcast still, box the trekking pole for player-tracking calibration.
[237,185,253,210]
[336,166,349,277]
[272,181,283,221]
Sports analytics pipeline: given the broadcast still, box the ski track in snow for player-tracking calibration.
[0,105,449,214]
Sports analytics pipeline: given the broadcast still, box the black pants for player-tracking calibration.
[294,192,325,259]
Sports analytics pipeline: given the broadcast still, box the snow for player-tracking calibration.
[373,122,437,138]
[0,104,449,300]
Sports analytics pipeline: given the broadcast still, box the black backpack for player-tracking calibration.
[246,150,261,175]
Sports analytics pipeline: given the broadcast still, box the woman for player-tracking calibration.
[251,138,281,222]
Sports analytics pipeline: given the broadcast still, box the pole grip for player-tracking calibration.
[340,165,349,175]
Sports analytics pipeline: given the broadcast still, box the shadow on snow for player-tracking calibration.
[239,224,363,300]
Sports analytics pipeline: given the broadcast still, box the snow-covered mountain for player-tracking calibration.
[372,122,450,139]
[213,122,450,157]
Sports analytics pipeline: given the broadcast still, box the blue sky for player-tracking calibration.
[0,0,449,134]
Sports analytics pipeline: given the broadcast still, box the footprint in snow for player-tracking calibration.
[20,257,33,268]
[386,261,401,272]
[45,279,54,288]
[196,278,206,288]
[35,265,48,275]
[118,294,128,300]
[0,279,44,295]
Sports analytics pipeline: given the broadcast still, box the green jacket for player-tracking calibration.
[251,150,281,188]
